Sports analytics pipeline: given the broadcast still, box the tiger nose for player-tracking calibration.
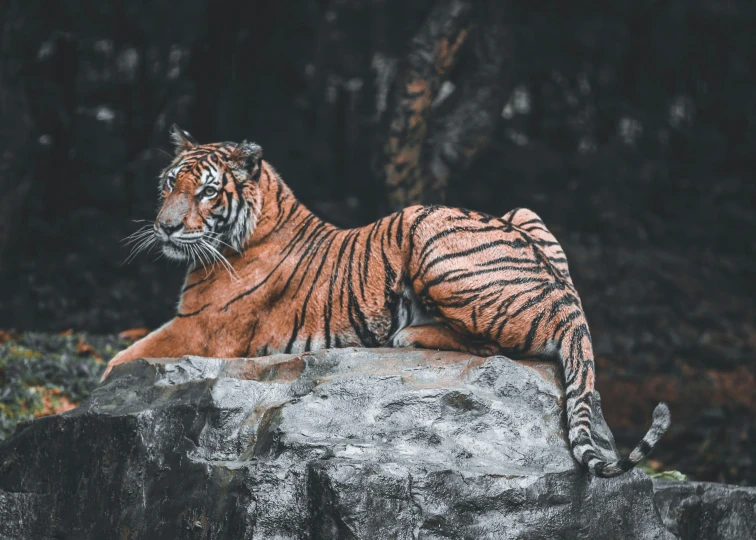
[156,220,182,236]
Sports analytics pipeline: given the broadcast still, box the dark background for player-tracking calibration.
[0,0,754,484]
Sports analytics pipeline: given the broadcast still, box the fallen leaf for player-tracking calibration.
[118,327,150,341]
[31,386,78,417]
[58,329,74,336]
[76,337,97,356]
[0,330,18,345]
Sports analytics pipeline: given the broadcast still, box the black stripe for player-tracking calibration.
[177,303,210,318]
[416,239,529,282]
[396,210,404,248]
[292,225,336,297]
[242,319,259,357]
[324,231,355,348]
[520,310,545,354]
[386,212,400,247]
[284,312,303,354]
[638,440,652,456]
[298,231,339,334]
[416,224,506,272]
[223,211,319,310]
[182,274,211,292]
[407,206,442,261]
[554,310,582,333]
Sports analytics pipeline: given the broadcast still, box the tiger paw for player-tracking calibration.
[101,350,133,382]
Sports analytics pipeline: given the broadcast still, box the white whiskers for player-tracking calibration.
[123,233,158,264]
[200,238,239,281]
[205,231,238,253]
[120,223,240,282]
[122,224,154,245]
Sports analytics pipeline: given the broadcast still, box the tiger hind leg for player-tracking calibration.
[501,208,572,281]
[390,323,501,357]
[410,206,670,477]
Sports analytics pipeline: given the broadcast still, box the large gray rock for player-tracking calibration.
[0,349,672,539]
[653,480,756,540]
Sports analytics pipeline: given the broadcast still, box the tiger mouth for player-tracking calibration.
[159,236,232,270]
[161,242,190,261]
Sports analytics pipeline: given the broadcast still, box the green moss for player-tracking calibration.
[0,332,128,441]
[637,460,688,481]
[649,470,688,481]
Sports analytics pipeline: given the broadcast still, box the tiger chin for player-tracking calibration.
[106,124,670,478]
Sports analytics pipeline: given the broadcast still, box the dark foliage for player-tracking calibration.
[0,332,116,440]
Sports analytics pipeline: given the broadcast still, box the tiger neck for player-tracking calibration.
[240,161,333,251]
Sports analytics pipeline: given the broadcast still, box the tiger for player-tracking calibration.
[104,125,670,478]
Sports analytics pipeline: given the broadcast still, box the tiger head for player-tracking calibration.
[151,125,263,262]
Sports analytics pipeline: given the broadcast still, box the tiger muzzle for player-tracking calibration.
[156,193,192,243]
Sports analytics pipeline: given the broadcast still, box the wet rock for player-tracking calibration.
[653,480,756,540]
[0,349,673,539]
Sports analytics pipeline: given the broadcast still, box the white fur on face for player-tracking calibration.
[161,243,188,260]
[198,166,219,188]
[156,158,258,264]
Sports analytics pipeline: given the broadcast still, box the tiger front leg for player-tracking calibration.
[101,319,201,381]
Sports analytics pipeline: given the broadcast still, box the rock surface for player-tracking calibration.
[0,349,674,539]
[653,479,756,540]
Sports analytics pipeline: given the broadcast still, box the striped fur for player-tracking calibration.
[106,128,670,477]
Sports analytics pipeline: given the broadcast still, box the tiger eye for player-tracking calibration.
[204,186,218,198]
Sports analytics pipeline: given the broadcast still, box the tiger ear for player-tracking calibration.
[169,124,198,155]
[229,140,263,181]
